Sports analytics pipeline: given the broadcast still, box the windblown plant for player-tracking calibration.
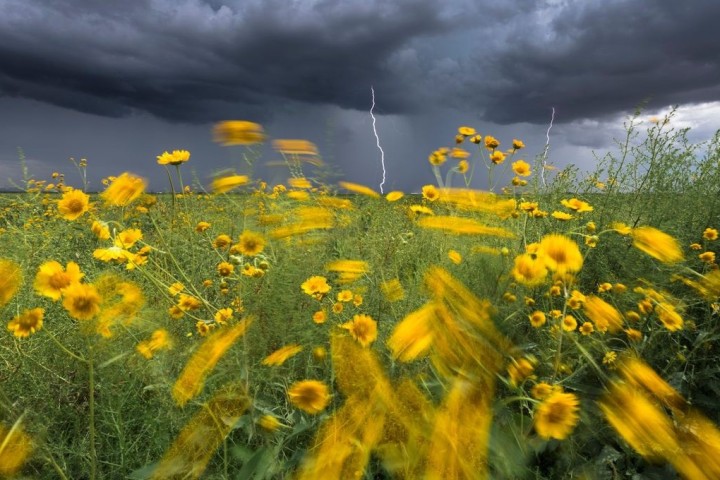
[1,110,719,478]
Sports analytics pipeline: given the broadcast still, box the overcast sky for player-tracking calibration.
[1,0,719,193]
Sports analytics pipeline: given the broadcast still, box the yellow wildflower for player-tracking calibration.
[57,188,90,220]
[213,120,265,146]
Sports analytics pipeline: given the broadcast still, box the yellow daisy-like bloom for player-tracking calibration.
[171,321,252,407]
[62,283,102,321]
[625,328,643,342]
[631,226,684,264]
[287,380,331,414]
[93,246,131,263]
[337,290,353,302]
[0,423,34,475]
[566,290,585,310]
[537,234,584,274]
[214,307,233,324]
[340,314,378,347]
[312,346,327,361]
[213,120,266,146]
[512,160,531,177]
[458,126,476,136]
[428,151,447,166]
[490,151,505,165]
[136,329,172,359]
[262,344,303,366]
[211,175,250,194]
[699,251,716,263]
[8,307,44,338]
[599,382,679,461]
[34,260,84,300]
[332,302,344,314]
[196,321,213,336]
[301,276,331,296]
[551,211,573,221]
[236,231,265,256]
[638,298,653,315]
[114,228,142,248]
[288,177,312,190]
[611,222,632,235]
[512,139,525,150]
[450,147,470,159]
[529,311,546,328]
[388,303,434,362]
[156,149,190,166]
[217,261,234,277]
[385,191,404,201]
[603,351,617,366]
[508,357,536,386]
[560,198,594,213]
[534,392,580,440]
[457,159,469,174]
[57,188,90,220]
[408,205,434,216]
[416,215,514,237]
[274,139,319,156]
[579,322,594,335]
[531,382,559,400]
[258,414,284,432]
[583,295,624,333]
[447,249,462,265]
[512,254,549,286]
[703,227,718,241]
[511,176,526,186]
[177,294,202,311]
[484,135,500,149]
[422,184,439,202]
[338,181,380,198]
[213,234,232,249]
[312,310,327,324]
[91,220,111,240]
[241,264,264,278]
[168,282,184,296]
[562,315,577,332]
[101,172,146,207]
[195,221,211,233]
[656,302,683,331]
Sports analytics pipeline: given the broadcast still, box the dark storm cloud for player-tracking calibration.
[457,0,720,124]
[1,0,718,127]
[0,0,470,123]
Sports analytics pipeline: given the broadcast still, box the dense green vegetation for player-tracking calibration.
[1,110,719,479]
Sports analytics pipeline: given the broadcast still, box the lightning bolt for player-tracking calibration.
[540,107,555,189]
[370,86,386,194]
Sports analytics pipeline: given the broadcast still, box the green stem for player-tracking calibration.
[44,330,86,363]
[432,165,444,188]
[164,165,176,224]
[47,456,71,480]
[88,345,97,480]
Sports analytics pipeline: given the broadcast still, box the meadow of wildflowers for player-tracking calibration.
[1,109,720,478]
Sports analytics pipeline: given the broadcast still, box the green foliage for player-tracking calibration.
[1,110,719,478]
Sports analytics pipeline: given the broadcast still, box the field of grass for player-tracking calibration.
[1,111,720,479]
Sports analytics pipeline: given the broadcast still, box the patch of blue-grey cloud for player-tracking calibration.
[1,0,718,191]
